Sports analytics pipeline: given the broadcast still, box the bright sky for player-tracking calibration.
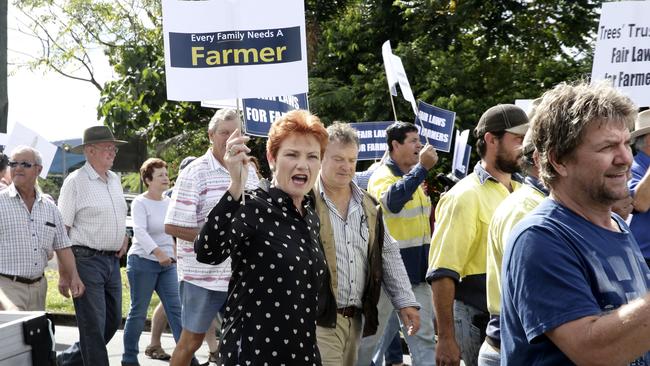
[6,3,114,142]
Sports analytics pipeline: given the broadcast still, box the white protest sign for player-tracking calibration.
[200,99,239,109]
[515,99,534,116]
[452,129,470,177]
[0,133,7,147]
[591,1,650,107]
[382,41,418,115]
[162,0,308,101]
[5,122,57,178]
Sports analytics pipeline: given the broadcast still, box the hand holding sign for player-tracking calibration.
[419,144,438,170]
[225,129,251,200]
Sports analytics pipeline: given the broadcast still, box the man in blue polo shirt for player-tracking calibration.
[628,109,650,266]
[501,82,650,365]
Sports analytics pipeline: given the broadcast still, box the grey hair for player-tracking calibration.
[11,145,43,166]
[326,122,359,147]
[208,109,239,134]
[532,80,637,189]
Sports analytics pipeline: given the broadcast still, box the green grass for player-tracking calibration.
[45,268,161,318]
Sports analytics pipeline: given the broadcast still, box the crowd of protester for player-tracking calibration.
[2,80,650,366]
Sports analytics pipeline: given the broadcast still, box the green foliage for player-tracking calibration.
[121,172,142,193]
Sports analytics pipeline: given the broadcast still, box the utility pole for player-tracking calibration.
[0,0,7,134]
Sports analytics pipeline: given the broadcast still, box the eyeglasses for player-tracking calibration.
[94,145,119,153]
[8,161,39,168]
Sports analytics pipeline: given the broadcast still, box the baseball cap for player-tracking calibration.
[474,104,529,138]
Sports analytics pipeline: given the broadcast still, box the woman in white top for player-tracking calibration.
[121,158,182,366]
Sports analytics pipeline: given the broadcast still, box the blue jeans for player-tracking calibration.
[477,340,500,366]
[121,255,183,364]
[384,331,404,364]
[179,281,228,334]
[57,247,122,366]
[454,300,483,366]
[356,282,436,366]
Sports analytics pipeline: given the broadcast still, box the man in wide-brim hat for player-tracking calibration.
[628,109,650,267]
[57,125,130,366]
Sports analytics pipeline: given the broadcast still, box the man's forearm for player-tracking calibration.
[56,247,78,279]
[431,277,457,338]
[165,224,199,242]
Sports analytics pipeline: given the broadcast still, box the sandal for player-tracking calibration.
[144,344,171,360]
[200,351,219,366]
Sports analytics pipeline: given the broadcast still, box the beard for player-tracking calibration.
[495,149,521,174]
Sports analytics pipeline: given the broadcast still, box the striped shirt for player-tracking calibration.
[165,149,259,292]
[320,179,418,310]
[58,162,127,251]
[0,184,71,279]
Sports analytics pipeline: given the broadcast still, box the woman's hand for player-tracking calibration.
[153,247,174,266]
[224,129,251,200]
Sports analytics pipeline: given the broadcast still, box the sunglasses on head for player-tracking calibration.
[8,161,38,168]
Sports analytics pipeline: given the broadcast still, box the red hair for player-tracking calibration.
[266,110,329,159]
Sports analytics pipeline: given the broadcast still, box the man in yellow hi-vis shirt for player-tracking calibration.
[427,104,528,366]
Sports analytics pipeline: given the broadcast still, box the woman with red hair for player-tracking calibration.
[195,110,329,365]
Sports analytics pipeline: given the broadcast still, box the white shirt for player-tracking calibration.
[128,194,174,261]
[58,162,127,251]
[0,184,70,278]
[165,149,259,291]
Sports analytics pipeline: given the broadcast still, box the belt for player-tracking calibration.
[72,245,118,256]
[0,273,43,285]
[485,335,500,351]
[337,306,360,318]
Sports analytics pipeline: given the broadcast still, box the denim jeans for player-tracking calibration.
[477,340,500,366]
[121,255,183,364]
[356,282,436,366]
[384,330,404,364]
[454,300,484,366]
[57,247,122,366]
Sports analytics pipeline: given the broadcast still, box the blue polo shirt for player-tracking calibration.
[629,151,650,258]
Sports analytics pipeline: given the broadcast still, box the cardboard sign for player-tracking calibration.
[414,100,455,152]
[5,122,57,178]
[382,41,418,115]
[162,0,308,101]
[242,93,308,137]
[349,121,393,161]
[591,1,650,107]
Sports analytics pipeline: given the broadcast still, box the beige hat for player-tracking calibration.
[631,110,650,140]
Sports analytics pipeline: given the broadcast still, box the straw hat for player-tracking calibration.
[71,126,127,154]
[631,110,650,140]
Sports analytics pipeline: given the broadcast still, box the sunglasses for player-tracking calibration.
[8,161,38,168]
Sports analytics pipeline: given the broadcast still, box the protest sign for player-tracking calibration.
[349,121,392,161]
[452,129,471,179]
[200,99,239,109]
[162,0,308,101]
[591,1,650,107]
[414,100,455,152]
[382,41,418,115]
[515,99,534,115]
[5,122,57,178]
[242,93,308,137]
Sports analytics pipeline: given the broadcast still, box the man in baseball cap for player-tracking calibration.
[428,104,528,366]
[628,109,650,265]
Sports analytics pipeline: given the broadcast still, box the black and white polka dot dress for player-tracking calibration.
[195,184,326,366]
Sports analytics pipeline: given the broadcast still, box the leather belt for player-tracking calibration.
[0,273,43,285]
[337,306,360,318]
[72,245,118,256]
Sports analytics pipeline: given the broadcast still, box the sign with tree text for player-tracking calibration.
[349,121,393,161]
[414,100,455,152]
[591,1,650,107]
[162,0,308,101]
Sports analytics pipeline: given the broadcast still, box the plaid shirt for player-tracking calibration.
[165,149,259,291]
[0,184,70,278]
[58,162,127,251]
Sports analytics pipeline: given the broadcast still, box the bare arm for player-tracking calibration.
[55,247,85,298]
[431,277,461,366]
[165,224,199,243]
[633,168,650,212]
[547,294,650,366]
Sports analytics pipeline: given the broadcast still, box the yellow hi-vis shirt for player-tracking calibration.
[427,165,521,289]
[486,184,545,315]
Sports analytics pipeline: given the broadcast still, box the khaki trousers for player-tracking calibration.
[0,275,47,311]
[317,312,363,366]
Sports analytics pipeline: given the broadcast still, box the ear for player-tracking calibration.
[390,140,400,152]
[484,132,498,146]
[266,150,275,171]
[36,165,43,176]
[547,148,568,177]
